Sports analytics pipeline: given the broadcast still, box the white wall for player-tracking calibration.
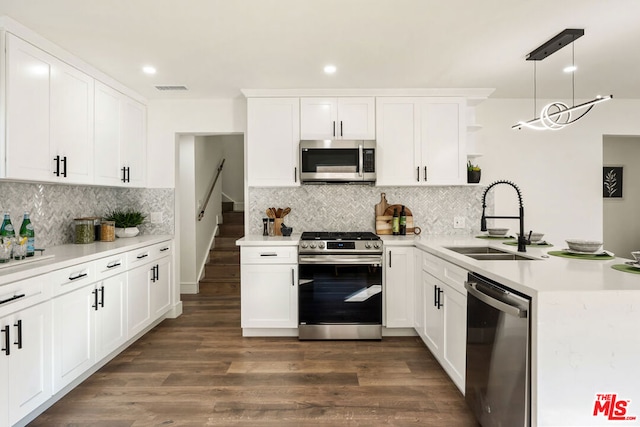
[477,98,640,247]
[146,98,246,188]
[603,136,640,257]
[220,134,245,209]
[178,135,197,290]
[195,136,223,282]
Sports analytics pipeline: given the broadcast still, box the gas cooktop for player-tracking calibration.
[300,231,380,241]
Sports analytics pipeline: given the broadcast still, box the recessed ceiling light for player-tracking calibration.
[142,66,157,75]
[324,65,337,74]
[563,65,577,73]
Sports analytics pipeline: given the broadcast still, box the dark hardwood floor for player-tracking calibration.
[30,213,478,426]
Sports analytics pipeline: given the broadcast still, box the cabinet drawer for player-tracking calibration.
[0,275,50,317]
[50,262,96,296]
[95,253,128,281]
[421,251,467,295]
[241,246,297,264]
[127,241,172,267]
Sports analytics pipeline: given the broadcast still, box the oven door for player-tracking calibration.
[298,254,383,339]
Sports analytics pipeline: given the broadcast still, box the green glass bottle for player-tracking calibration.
[19,212,35,257]
[0,213,15,238]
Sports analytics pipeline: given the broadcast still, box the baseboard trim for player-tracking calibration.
[181,282,199,294]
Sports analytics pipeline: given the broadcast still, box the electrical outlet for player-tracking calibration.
[150,212,163,224]
[453,217,465,229]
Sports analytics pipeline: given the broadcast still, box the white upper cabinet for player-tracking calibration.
[376,97,466,186]
[300,97,375,140]
[5,34,94,184]
[247,97,300,187]
[94,81,147,187]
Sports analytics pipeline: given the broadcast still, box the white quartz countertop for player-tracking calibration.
[236,234,301,246]
[0,235,173,286]
[389,234,640,296]
[237,233,640,296]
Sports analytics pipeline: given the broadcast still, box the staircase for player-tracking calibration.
[199,206,243,294]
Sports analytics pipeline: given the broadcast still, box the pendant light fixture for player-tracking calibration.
[512,29,613,131]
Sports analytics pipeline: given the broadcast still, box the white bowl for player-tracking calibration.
[517,232,544,243]
[631,251,640,262]
[565,239,603,253]
[487,228,509,236]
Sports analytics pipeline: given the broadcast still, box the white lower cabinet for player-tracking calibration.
[126,264,152,337]
[416,250,467,392]
[240,246,298,330]
[150,256,171,319]
[384,246,414,328]
[1,301,52,427]
[95,272,127,360]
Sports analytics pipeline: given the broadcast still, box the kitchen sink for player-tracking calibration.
[444,246,539,261]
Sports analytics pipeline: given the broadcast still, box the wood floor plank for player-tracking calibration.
[29,275,478,427]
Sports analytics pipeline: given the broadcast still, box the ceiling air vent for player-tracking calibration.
[155,85,188,91]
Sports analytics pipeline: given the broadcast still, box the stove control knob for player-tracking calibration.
[318,242,325,249]
[309,243,316,249]
[300,242,308,249]
[365,242,371,249]
[373,242,381,249]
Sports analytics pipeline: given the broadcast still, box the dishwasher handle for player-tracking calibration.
[465,281,528,318]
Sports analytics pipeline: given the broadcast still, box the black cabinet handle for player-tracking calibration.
[340,121,343,137]
[294,167,297,183]
[155,265,159,281]
[100,286,105,308]
[160,247,169,252]
[424,166,427,182]
[437,288,444,309]
[416,167,420,182]
[92,288,99,311]
[137,253,148,259]
[150,265,156,282]
[53,155,60,176]
[121,167,127,182]
[0,294,26,306]
[1,325,9,356]
[434,285,438,307]
[332,121,336,137]
[388,250,392,268]
[107,262,121,269]
[126,167,130,183]
[14,319,22,349]
[62,156,67,177]
[69,272,88,281]
[291,268,295,287]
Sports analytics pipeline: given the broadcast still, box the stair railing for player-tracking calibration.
[198,158,225,221]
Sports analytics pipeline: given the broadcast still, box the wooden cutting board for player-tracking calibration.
[376,204,415,235]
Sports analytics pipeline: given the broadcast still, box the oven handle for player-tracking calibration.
[299,255,382,266]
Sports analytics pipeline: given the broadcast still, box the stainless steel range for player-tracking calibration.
[298,231,383,340]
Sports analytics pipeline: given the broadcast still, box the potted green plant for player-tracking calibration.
[105,209,146,238]
[467,160,481,183]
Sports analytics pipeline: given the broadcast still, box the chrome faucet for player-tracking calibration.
[480,180,527,252]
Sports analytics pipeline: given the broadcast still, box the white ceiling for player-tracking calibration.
[1,0,639,101]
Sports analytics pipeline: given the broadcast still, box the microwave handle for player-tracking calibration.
[358,144,363,177]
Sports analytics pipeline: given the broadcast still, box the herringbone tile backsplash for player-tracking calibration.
[0,182,174,248]
[249,186,494,236]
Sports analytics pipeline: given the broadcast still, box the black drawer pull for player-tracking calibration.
[260,253,278,257]
[14,319,22,349]
[160,247,169,252]
[0,294,26,306]
[1,325,9,356]
[100,286,105,308]
[137,253,149,259]
[107,262,122,269]
[69,272,88,281]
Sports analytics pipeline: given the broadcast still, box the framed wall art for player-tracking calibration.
[603,166,623,198]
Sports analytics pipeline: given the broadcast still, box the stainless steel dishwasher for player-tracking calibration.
[464,272,531,427]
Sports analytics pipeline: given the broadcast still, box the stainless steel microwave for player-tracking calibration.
[299,140,376,184]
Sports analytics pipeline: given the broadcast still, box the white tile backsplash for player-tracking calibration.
[0,182,174,248]
[249,185,493,236]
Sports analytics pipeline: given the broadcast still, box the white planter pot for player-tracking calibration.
[115,227,140,238]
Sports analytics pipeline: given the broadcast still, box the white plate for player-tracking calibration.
[563,248,613,256]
